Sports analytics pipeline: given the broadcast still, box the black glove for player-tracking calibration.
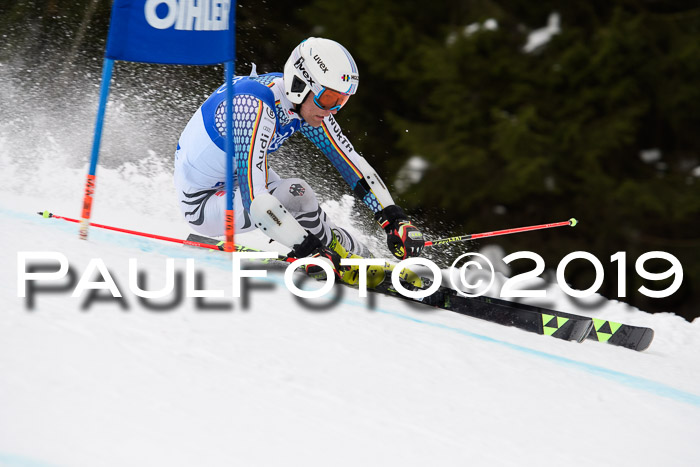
[288,234,343,280]
[288,234,323,259]
[374,205,425,260]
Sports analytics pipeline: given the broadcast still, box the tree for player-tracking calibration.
[302,0,700,319]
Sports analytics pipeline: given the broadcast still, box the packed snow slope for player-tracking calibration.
[1,67,700,467]
[1,148,700,467]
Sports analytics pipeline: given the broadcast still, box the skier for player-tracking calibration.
[174,37,425,280]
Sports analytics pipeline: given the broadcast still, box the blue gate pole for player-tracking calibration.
[224,60,235,251]
[80,58,114,240]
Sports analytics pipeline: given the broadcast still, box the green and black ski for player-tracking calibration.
[414,287,654,351]
[187,234,656,350]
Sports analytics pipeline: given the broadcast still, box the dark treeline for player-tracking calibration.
[2,0,699,320]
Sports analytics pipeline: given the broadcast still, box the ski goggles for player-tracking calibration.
[313,87,350,112]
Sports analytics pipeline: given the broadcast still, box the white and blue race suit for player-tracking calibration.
[174,72,393,254]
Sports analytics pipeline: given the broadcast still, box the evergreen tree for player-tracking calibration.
[302,0,700,319]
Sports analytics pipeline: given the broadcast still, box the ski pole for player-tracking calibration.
[425,218,578,247]
[38,211,302,266]
[38,210,222,252]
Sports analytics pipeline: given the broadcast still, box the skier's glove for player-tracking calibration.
[288,233,323,259]
[374,205,425,260]
[288,234,343,280]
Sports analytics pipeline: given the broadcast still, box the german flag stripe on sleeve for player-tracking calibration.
[320,121,363,179]
[246,100,265,200]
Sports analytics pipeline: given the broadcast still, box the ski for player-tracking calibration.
[511,304,654,352]
[380,274,654,351]
[186,234,655,351]
[381,284,594,343]
[186,234,594,344]
[586,318,654,351]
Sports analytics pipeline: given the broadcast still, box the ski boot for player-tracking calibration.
[307,231,423,289]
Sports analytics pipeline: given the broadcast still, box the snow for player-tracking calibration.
[640,148,662,164]
[2,71,700,467]
[446,19,499,45]
[465,19,498,36]
[394,155,429,194]
[523,13,561,53]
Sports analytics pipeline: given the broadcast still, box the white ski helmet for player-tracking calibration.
[283,37,359,109]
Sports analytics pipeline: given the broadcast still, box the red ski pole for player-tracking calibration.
[425,218,578,247]
[39,210,221,251]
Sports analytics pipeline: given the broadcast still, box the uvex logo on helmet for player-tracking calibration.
[293,57,316,87]
[313,54,329,73]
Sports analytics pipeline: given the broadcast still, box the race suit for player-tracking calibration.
[174,72,392,256]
